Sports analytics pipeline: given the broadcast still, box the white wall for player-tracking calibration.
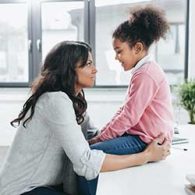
[0,89,28,145]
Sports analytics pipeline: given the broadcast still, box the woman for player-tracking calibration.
[0,41,170,195]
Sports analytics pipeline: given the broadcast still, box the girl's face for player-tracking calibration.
[75,52,97,94]
[112,38,145,71]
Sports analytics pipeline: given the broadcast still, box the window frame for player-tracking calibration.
[0,0,32,87]
[0,0,190,88]
[91,0,190,88]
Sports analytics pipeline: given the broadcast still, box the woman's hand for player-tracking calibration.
[144,134,171,163]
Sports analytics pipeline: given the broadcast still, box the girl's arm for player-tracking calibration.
[101,134,170,172]
[93,73,158,142]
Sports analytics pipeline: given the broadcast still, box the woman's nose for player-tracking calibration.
[93,66,97,73]
[92,64,97,73]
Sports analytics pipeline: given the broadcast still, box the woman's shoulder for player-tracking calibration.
[37,91,74,119]
[41,91,70,102]
[38,91,72,110]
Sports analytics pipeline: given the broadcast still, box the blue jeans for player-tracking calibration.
[21,185,66,195]
[77,134,147,195]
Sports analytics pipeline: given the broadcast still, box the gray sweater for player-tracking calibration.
[0,92,105,195]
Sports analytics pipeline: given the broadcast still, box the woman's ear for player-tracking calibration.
[134,42,144,54]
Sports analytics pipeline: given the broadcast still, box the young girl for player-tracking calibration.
[78,5,174,195]
[0,41,170,195]
[89,5,174,154]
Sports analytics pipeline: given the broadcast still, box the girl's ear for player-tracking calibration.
[134,42,144,54]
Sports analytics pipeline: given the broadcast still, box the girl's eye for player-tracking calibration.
[116,50,122,54]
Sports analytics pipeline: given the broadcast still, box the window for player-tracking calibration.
[0,1,29,86]
[94,0,188,86]
[0,0,189,87]
[41,1,84,60]
[95,0,134,86]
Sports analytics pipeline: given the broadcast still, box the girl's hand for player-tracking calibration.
[144,134,171,162]
[88,136,101,145]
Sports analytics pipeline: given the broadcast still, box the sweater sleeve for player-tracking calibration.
[43,92,105,180]
[81,112,100,140]
[98,73,159,141]
[100,106,123,133]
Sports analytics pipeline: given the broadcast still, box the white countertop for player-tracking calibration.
[97,124,195,195]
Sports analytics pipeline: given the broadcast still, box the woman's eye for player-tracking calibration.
[86,62,93,66]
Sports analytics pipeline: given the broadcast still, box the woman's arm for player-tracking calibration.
[45,93,169,180]
[101,135,170,172]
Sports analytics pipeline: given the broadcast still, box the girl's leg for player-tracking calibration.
[91,134,147,155]
[77,135,147,195]
[21,185,66,195]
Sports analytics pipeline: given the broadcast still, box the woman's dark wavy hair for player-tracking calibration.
[11,41,91,127]
[113,5,170,49]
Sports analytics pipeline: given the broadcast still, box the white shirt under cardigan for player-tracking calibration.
[0,92,105,195]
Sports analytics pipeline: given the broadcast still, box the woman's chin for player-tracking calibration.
[85,83,95,89]
[90,83,95,88]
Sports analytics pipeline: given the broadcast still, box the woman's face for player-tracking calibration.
[112,38,141,71]
[75,52,97,94]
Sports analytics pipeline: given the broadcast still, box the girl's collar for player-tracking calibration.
[131,54,153,74]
